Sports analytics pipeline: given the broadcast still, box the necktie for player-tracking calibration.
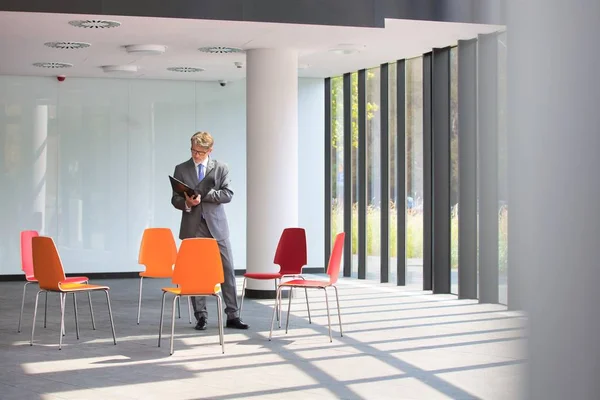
[198,164,205,182]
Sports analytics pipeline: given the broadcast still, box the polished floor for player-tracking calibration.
[0,276,526,400]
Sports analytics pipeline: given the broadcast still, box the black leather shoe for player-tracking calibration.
[194,317,207,331]
[226,317,249,329]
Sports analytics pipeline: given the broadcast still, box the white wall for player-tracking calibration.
[0,76,324,274]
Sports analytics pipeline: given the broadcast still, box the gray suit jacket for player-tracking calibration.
[171,158,233,241]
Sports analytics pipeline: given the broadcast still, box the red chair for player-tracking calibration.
[269,232,344,343]
[240,228,310,326]
[18,230,95,333]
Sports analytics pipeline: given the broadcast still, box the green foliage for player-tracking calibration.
[331,202,509,272]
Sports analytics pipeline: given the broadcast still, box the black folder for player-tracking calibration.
[169,175,196,197]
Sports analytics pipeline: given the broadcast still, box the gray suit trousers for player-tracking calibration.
[192,218,239,320]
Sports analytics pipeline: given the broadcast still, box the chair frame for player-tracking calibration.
[158,291,224,355]
[29,236,116,350]
[269,233,344,343]
[18,230,95,334]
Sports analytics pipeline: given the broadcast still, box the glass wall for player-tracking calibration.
[330,77,345,258]
[498,31,508,304]
[450,46,459,294]
[388,63,398,284]
[351,73,359,278]
[366,68,381,281]
[406,57,424,288]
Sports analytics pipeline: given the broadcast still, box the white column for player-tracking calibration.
[33,105,48,233]
[246,48,298,295]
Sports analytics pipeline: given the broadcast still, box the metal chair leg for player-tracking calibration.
[239,278,247,317]
[274,279,281,327]
[169,295,178,355]
[43,292,48,328]
[285,285,293,334]
[60,293,65,336]
[18,281,32,333]
[216,295,224,354]
[104,290,117,345]
[333,285,343,336]
[323,288,332,343]
[269,286,282,340]
[59,293,66,350]
[158,291,167,347]
[87,290,96,330]
[137,277,143,324]
[30,290,42,346]
[73,293,80,340]
[304,288,311,324]
[187,297,192,324]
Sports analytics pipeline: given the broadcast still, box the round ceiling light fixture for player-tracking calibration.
[68,19,121,29]
[44,41,91,50]
[167,67,205,73]
[329,44,365,55]
[124,44,167,55]
[33,62,73,69]
[101,65,138,74]
[198,46,244,54]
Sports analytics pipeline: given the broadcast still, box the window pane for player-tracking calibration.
[406,57,424,288]
[331,77,344,253]
[366,67,381,281]
[389,63,398,284]
[450,47,459,295]
[351,72,359,278]
[498,31,508,304]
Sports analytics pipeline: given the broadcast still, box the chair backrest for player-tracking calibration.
[274,228,307,275]
[172,238,224,294]
[327,232,345,284]
[138,228,178,276]
[31,236,66,291]
[20,230,39,280]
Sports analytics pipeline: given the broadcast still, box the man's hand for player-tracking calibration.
[184,192,201,208]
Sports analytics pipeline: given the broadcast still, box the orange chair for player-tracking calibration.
[158,238,225,355]
[137,228,191,324]
[240,228,310,326]
[30,236,117,350]
[269,232,345,343]
[18,230,95,333]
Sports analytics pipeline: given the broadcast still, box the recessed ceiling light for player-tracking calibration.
[198,46,244,54]
[329,44,365,55]
[298,63,310,70]
[69,19,121,29]
[167,67,205,73]
[33,62,73,69]
[101,65,138,73]
[44,41,91,50]
[124,44,166,55]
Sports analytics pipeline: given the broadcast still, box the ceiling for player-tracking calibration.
[0,11,503,81]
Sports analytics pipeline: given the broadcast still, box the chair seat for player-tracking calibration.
[280,279,331,288]
[58,283,109,292]
[140,271,173,278]
[243,272,282,280]
[63,276,89,283]
[162,286,221,295]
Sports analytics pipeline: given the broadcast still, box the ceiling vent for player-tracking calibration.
[44,41,91,50]
[68,19,121,29]
[33,62,73,69]
[167,67,205,73]
[101,65,138,73]
[125,44,166,55]
[198,46,244,54]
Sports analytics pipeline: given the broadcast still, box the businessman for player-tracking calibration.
[171,131,248,330]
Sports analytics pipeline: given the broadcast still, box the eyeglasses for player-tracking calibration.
[191,148,210,156]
